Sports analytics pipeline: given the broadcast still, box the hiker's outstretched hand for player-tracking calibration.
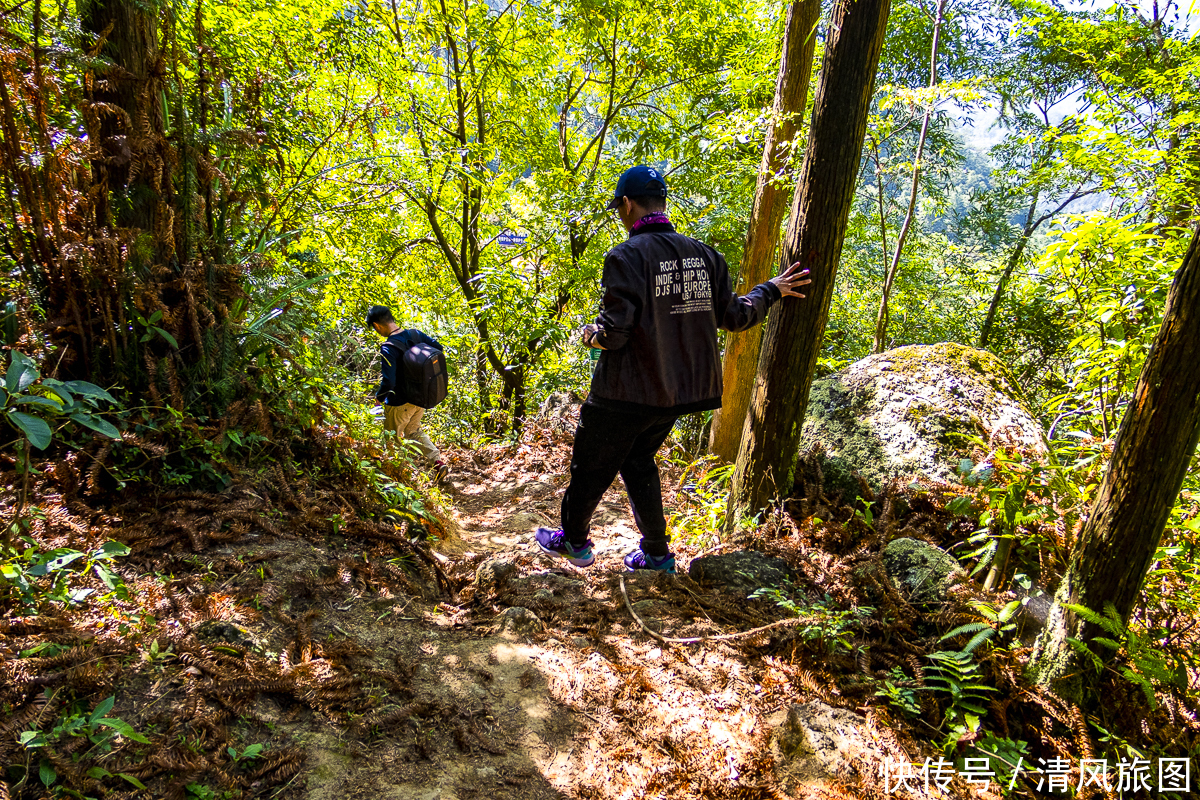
[770,262,811,298]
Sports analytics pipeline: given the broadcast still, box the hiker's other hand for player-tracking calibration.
[579,323,603,348]
[770,262,812,298]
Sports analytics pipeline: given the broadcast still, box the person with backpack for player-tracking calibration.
[367,305,449,483]
[535,165,811,573]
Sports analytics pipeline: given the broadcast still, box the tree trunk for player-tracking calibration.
[978,191,1038,348]
[82,0,166,238]
[728,0,892,518]
[1029,227,1200,698]
[476,345,495,434]
[708,0,820,463]
[871,0,945,354]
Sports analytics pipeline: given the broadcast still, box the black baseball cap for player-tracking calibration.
[606,165,668,209]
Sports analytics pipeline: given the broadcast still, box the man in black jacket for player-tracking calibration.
[535,165,810,572]
[367,305,449,482]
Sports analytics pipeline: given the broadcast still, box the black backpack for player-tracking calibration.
[403,342,449,408]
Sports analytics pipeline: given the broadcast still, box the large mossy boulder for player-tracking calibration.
[800,343,1047,499]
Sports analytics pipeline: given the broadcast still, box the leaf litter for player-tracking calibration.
[2,402,1197,800]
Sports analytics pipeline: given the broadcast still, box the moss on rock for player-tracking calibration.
[880,537,964,606]
[798,342,1047,495]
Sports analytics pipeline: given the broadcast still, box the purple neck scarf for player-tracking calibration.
[630,212,671,234]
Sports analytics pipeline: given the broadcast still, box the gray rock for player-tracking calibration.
[771,701,871,787]
[474,558,518,593]
[196,620,259,651]
[511,572,584,595]
[369,596,408,612]
[520,480,557,498]
[508,512,545,531]
[496,607,544,635]
[631,599,658,614]
[881,537,964,605]
[688,551,795,597]
[537,391,583,432]
[800,343,1048,500]
[629,599,664,632]
[252,695,283,724]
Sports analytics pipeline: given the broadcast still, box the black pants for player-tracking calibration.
[561,403,678,558]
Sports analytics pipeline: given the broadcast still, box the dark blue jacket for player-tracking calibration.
[376,328,442,406]
[588,221,781,415]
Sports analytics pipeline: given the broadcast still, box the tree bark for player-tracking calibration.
[1029,227,1200,698]
[82,0,166,237]
[728,0,892,517]
[708,0,819,463]
[871,0,945,354]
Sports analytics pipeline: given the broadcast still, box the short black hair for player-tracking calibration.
[366,305,395,327]
[629,195,667,213]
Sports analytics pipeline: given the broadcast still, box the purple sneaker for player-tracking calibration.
[623,549,676,574]
[534,528,595,567]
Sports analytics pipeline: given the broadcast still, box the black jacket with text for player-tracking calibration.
[588,221,781,416]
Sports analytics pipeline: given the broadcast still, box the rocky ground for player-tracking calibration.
[0,404,984,800]
[260,414,941,800]
[5,367,1194,800]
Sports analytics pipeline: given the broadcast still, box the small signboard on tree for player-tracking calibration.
[497,230,527,248]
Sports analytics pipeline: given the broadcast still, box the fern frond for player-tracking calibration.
[1063,602,1124,636]
[963,630,994,654]
[1121,667,1157,709]
[1066,637,1104,671]
[997,600,1022,623]
[940,622,991,641]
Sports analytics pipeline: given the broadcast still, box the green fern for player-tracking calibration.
[940,622,992,654]
[941,621,991,639]
[926,649,996,722]
[1063,601,1125,637]
[939,600,1021,654]
[1063,601,1181,710]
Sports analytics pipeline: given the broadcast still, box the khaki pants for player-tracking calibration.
[383,403,440,462]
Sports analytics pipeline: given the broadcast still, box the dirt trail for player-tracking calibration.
[286,435,671,800]
[75,413,914,800]
[271,414,912,800]
[4,410,1161,800]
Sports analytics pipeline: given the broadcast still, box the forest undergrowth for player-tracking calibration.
[2,401,1198,799]
[0,412,458,800]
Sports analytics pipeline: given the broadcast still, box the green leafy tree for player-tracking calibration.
[1030,228,1200,701]
[312,0,779,432]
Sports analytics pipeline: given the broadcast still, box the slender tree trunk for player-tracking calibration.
[728,0,892,518]
[1029,228,1200,699]
[869,136,889,278]
[708,0,820,462]
[476,345,494,433]
[871,0,945,354]
[512,357,527,435]
[979,191,1039,348]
